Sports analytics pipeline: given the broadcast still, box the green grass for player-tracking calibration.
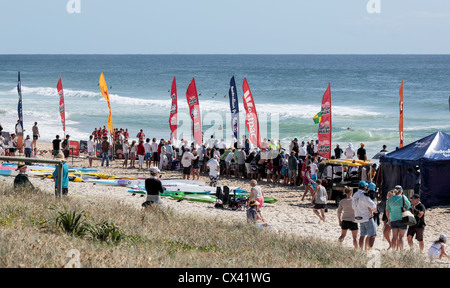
[0,183,433,268]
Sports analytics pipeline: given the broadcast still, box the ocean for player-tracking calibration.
[0,54,449,160]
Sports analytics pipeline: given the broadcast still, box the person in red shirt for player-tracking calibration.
[102,126,108,139]
[137,140,145,170]
[124,129,129,140]
[137,129,145,142]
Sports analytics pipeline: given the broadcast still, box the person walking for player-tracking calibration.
[337,186,359,249]
[249,180,264,211]
[352,181,377,251]
[407,194,426,252]
[311,179,328,224]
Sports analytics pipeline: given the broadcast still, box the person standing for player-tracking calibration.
[311,179,328,224]
[137,140,146,170]
[144,138,152,170]
[136,129,145,142]
[206,156,220,187]
[345,143,355,159]
[23,135,32,158]
[52,135,61,157]
[122,140,130,168]
[288,151,298,186]
[402,168,416,201]
[407,194,426,252]
[181,148,196,180]
[352,181,377,251]
[52,152,69,197]
[337,186,358,249]
[129,140,137,168]
[249,180,264,210]
[357,143,367,161]
[32,122,40,156]
[150,138,159,167]
[385,188,411,251]
[101,136,110,167]
[87,135,95,167]
[61,135,70,159]
[334,144,343,159]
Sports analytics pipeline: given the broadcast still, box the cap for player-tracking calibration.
[150,167,160,174]
[294,138,298,141]
[440,234,447,243]
[368,183,376,191]
[359,181,368,188]
[395,185,403,191]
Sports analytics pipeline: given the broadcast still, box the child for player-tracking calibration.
[428,234,449,260]
[246,200,268,227]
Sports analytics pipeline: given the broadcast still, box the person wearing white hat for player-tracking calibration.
[345,143,355,159]
[142,167,164,208]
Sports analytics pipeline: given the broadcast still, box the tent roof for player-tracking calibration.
[380,131,450,165]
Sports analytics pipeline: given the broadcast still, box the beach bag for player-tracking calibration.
[401,196,416,226]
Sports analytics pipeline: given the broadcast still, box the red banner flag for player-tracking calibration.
[186,78,202,146]
[399,80,404,148]
[317,83,332,159]
[242,78,261,148]
[169,77,178,141]
[56,77,66,132]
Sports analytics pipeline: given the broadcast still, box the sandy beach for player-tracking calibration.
[3,140,450,263]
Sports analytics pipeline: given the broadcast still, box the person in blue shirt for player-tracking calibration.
[52,152,69,197]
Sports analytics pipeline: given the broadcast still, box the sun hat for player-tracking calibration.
[55,152,65,160]
[249,200,260,208]
[15,162,27,171]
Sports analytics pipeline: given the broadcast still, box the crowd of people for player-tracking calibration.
[0,122,41,158]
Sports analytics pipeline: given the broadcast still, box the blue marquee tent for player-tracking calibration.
[380,131,450,208]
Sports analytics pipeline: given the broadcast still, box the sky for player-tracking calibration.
[1,0,450,54]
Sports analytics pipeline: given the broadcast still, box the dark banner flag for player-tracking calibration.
[229,76,240,140]
[169,77,178,141]
[317,83,332,159]
[17,71,23,132]
[186,78,202,146]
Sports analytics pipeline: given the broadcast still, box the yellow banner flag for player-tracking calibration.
[99,72,113,134]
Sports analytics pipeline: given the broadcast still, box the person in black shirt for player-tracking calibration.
[407,194,426,252]
[334,144,343,159]
[142,167,165,208]
[357,143,367,161]
[14,162,34,190]
[52,135,61,157]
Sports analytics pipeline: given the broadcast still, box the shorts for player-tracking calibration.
[239,164,245,174]
[88,151,95,158]
[289,170,297,178]
[341,220,358,231]
[359,218,377,237]
[245,163,252,174]
[390,220,408,230]
[314,204,326,210]
[183,166,191,175]
[144,153,152,160]
[123,153,129,160]
[407,227,424,242]
[33,135,38,140]
[152,153,159,161]
[254,197,264,209]
[209,175,219,185]
[192,165,200,170]
[272,166,281,175]
[226,161,231,169]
